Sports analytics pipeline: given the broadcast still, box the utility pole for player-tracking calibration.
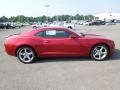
[44,4,50,23]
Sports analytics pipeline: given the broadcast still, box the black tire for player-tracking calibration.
[17,47,36,64]
[90,44,109,61]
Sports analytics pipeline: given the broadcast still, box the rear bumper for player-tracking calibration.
[4,40,17,56]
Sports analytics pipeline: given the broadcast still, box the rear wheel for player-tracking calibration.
[17,47,36,64]
[90,44,109,61]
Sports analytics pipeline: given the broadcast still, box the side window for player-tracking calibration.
[44,30,70,38]
[35,31,44,37]
[45,30,56,37]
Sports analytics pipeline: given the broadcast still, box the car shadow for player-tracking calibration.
[34,49,120,63]
[35,57,92,64]
[108,49,120,61]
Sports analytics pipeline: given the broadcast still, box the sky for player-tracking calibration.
[0,0,120,17]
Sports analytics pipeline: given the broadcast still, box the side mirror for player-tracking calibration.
[70,34,77,39]
[80,32,85,37]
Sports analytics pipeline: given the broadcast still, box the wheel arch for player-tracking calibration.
[15,45,38,57]
[89,43,110,56]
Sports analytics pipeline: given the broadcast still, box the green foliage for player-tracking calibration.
[0,16,8,22]
[0,14,95,23]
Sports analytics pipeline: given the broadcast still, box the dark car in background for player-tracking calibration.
[89,20,106,26]
[0,24,6,29]
[0,23,15,29]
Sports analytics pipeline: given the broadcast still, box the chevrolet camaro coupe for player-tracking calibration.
[4,27,115,63]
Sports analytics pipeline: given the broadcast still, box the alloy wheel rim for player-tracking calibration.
[93,46,108,60]
[18,48,34,62]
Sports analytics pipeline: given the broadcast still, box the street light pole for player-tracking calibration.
[44,5,50,23]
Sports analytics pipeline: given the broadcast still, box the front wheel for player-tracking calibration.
[17,47,36,64]
[90,44,109,61]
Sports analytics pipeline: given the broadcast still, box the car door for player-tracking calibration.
[40,29,84,57]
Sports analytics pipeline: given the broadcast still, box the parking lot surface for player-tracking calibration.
[0,25,120,90]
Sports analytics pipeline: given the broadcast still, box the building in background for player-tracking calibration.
[94,13,120,21]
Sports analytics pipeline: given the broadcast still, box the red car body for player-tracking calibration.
[4,27,115,59]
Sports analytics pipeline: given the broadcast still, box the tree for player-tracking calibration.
[9,16,16,22]
[27,17,34,22]
[17,15,29,23]
[0,16,8,22]
[0,14,95,23]
[41,16,47,22]
[75,14,81,20]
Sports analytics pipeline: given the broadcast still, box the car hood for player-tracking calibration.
[83,34,110,40]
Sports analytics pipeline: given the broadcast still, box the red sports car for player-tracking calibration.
[4,27,115,63]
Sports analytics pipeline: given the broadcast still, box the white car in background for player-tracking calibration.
[32,23,42,28]
[50,22,64,27]
[32,22,75,29]
[83,21,90,25]
[63,23,75,29]
[42,23,50,27]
